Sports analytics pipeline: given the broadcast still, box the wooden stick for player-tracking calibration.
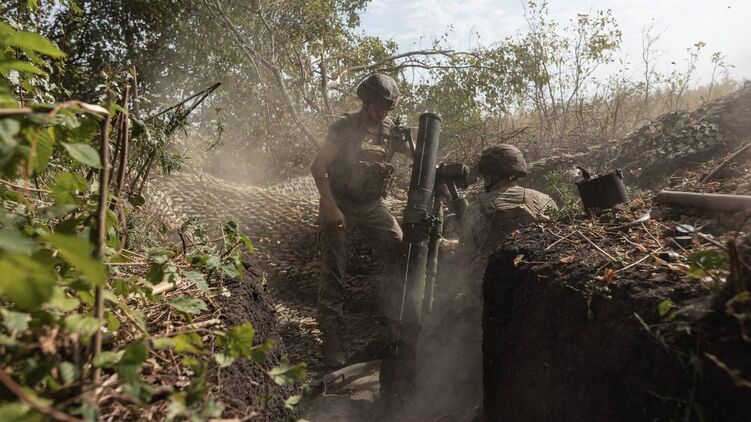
[576,229,621,265]
[0,107,33,116]
[700,140,751,185]
[0,366,84,422]
[545,229,576,251]
[616,248,662,273]
[0,178,51,193]
[92,93,113,385]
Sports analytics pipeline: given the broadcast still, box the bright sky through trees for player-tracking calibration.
[361,0,751,83]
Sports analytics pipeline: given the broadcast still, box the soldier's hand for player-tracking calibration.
[325,205,346,230]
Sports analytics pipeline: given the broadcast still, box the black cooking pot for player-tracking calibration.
[575,169,630,210]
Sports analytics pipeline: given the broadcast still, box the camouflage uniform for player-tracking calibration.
[457,184,557,292]
[423,183,556,420]
[317,112,406,328]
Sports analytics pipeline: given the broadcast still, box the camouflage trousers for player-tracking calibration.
[317,198,403,328]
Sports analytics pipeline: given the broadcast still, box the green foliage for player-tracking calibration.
[687,248,727,279]
[61,142,102,168]
[658,299,674,317]
[0,26,305,421]
[268,359,307,386]
[168,297,208,315]
[544,170,580,220]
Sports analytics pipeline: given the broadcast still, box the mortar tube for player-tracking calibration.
[380,112,442,407]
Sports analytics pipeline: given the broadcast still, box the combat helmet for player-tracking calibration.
[357,74,400,110]
[478,144,528,179]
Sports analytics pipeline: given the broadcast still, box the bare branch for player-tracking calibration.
[327,49,456,89]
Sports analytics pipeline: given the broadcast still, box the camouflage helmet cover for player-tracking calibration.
[478,144,528,179]
[357,73,400,110]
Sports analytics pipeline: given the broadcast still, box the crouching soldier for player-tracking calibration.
[457,144,558,291]
[310,74,410,366]
[427,144,557,421]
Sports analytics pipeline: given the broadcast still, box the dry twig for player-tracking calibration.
[0,366,84,422]
[576,229,621,265]
[699,140,751,185]
[704,352,751,388]
[0,177,51,193]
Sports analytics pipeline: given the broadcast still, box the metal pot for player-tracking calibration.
[575,169,630,210]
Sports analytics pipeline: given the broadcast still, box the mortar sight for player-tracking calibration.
[436,162,470,190]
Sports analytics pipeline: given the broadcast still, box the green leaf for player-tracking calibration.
[64,314,103,337]
[62,142,101,168]
[0,60,45,76]
[59,361,79,385]
[219,263,239,278]
[205,255,221,271]
[118,341,149,383]
[688,248,727,275]
[222,322,255,358]
[268,361,307,386]
[52,172,88,205]
[5,31,67,58]
[43,233,106,285]
[34,128,54,173]
[173,332,203,354]
[0,229,38,255]
[93,351,123,368]
[213,353,235,368]
[0,254,55,310]
[657,300,674,317]
[182,270,209,292]
[250,341,274,364]
[168,297,208,315]
[0,118,20,146]
[1,309,31,331]
[0,402,44,422]
[285,393,304,410]
[44,287,80,312]
[105,311,121,332]
[151,337,175,350]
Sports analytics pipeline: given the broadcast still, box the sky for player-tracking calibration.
[359,0,751,84]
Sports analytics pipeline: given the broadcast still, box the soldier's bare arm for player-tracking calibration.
[311,141,346,228]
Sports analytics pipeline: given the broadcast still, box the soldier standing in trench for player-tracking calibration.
[310,74,410,366]
[423,144,558,420]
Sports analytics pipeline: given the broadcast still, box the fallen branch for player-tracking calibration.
[700,140,751,185]
[576,229,621,265]
[704,352,751,389]
[0,178,51,193]
[616,248,662,273]
[0,366,84,422]
[544,229,576,250]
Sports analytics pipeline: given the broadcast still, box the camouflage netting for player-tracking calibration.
[145,172,405,373]
[526,81,751,189]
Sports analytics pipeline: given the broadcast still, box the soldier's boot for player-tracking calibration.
[320,320,347,367]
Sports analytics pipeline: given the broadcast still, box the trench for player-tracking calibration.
[482,226,751,422]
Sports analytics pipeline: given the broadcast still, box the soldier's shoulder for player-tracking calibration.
[522,188,557,211]
[487,185,526,209]
[329,112,360,130]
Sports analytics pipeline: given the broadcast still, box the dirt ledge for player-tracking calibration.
[213,272,294,421]
[483,231,751,422]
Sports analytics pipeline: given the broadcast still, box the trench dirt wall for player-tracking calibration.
[483,235,751,422]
